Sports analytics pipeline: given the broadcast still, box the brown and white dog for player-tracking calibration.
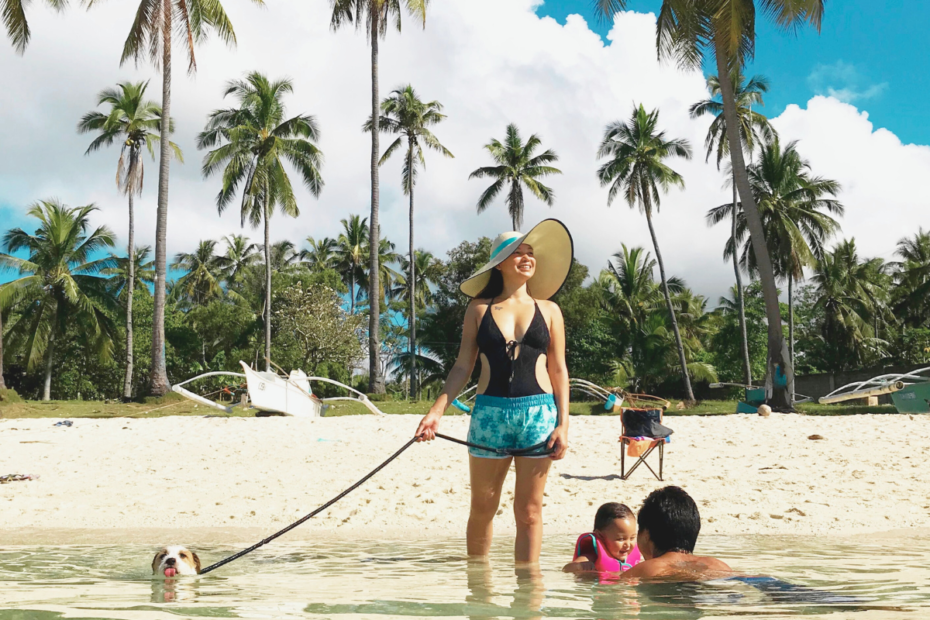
[152,546,201,577]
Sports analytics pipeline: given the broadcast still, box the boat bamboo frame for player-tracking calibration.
[818,367,930,405]
[172,360,386,417]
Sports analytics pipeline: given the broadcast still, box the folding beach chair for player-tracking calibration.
[619,407,673,481]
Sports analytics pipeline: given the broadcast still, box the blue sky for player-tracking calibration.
[537,0,930,145]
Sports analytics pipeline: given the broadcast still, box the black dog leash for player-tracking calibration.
[433,432,553,457]
[198,433,554,574]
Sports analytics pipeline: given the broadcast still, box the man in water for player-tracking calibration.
[623,486,732,581]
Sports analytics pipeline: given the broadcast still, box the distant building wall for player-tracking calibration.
[795,364,928,401]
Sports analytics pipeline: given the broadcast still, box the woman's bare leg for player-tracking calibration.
[467,455,512,557]
[513,456,552,563]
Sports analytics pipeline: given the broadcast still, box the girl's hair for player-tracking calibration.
[594,502,635,531]
[475,268,504,300]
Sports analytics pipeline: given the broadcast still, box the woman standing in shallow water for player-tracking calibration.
[416,219,573,563]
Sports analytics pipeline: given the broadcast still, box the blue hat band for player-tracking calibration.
[489,237,521,261]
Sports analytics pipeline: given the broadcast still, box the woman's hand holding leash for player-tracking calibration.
[416,410,442,442]
[547,425,569,460]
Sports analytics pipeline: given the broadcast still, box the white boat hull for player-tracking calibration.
[240,362,322,417]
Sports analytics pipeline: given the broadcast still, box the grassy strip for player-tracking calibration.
[0,395,902,419]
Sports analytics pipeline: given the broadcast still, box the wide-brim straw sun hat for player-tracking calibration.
[459,219,574,300]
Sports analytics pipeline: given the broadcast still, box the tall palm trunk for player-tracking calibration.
[714,45,792,409]
[149,4,173,396]
[43,313,58,401]
[732,179,752,386]
[407,144,417,400]
[509,181,522,231]
[350,270,356,315]
[367,17,384,394]
[122,192,135,401]
[788,273,795,403]
[643,194,694,401]
[264,203,272,372]
[0,310,6,390]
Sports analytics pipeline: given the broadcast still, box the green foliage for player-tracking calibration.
[891,229,930,327]
[807,239,890,371]
[271,280,365,377]
[0,388,22,403]
[886,328,930,366]
[418,237,493,374]
[0,201,119,399]
[553,260,615,384]
[710,282,768,381]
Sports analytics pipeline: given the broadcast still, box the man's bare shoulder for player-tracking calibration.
[623,555,732,582]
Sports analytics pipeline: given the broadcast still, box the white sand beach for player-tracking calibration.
[1,413,928,544]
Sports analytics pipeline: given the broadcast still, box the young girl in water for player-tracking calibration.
[563,502,642,573]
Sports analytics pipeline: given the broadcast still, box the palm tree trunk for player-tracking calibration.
[408,144,417,400]
[367,18,384,394]
[643,202,694,402]
[123,193,136,401]
[732,179,752,386]
[149,5,173,397]
[788,273,795,403]
[43,324,57,401]
[714,45,792,409]
[264,203,272,372]
[350,270,356,315]
[0,310,6,391]
[510,181,522,232]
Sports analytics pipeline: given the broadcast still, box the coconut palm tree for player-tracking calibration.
[263,240,301,271]
[221,234,259,290]
[469,124,562,231]
[597,104,695,401]
[393,250,443,313]
[596,245,675,333]
[691,71,774,387]
[891,229,930,327]
[595,0,827,408]
[810,239,889,369]
[2,0,64,53]
[708,137,843,397]
[334,216,369,315]
[198,72,324,371]
[0,201,118,400]
[103,245,154,301]
[302,236,338,273]
[98,0,259,396]
[0,307,6,390]
[358,236,402,308]
[391,249,443,398]
[171,240,230,307]
[78,80,180,401]
[367,85,452,397]
[330,0,431,395]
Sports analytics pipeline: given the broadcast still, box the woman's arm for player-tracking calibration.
[545,302,569,459]
[415,300,482,441]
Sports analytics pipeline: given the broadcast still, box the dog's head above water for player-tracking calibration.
[152,546,201,577]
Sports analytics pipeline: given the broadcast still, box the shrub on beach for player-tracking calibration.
[0,388,23,404]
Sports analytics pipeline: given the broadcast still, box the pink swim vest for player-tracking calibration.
[573,532,642,572]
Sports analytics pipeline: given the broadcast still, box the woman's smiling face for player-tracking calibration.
[498,243,536,282]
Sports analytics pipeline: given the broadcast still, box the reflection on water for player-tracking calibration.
[0,535,928,619]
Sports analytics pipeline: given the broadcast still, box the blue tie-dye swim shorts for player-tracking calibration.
[466,393,558,459]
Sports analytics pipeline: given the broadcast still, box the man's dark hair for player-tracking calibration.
[593,502,634,531]
[637,486,700,555]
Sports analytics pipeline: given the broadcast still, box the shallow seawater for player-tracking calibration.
[1,535,928,619]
